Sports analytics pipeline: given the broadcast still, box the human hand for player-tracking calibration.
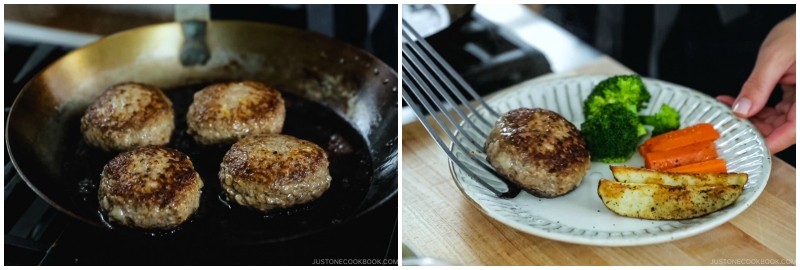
[717,14,796,154]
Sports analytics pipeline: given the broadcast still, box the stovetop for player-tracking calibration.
[4,10,398,264]
[400,4,603,124]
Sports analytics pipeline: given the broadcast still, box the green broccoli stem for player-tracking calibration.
[600,152,635,164]
[640,115,656,125]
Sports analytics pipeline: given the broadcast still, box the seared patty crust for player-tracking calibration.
[98,145,203,229]
[80,82,175,152]
[484,108,591,198]
[187,81,285,145]
[219,134,331,212]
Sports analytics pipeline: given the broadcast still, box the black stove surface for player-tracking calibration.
[42,198,398,265]
[5,180,397,266]
[4,31,397,266]
[401,10,552,115]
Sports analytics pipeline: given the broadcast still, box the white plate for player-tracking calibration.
[449,76,772,246]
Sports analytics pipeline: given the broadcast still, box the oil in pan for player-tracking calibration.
[63,83,373,244]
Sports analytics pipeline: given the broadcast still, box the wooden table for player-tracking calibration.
[401,56,796,266]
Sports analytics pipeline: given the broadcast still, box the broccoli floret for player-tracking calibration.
[581,103,641,163]
[584,74,651,116]
[637,123,647,137]
[586,101,647,138]
[641,104,681,136]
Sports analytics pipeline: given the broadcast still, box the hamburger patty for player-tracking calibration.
[219,134,331,212]
[80,82,175,152]
[186,81,285,145]
[98,145,203,229]
[484,108,591,198]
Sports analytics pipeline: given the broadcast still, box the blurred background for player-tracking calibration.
[401,4,794,166]
[5,4,397,265]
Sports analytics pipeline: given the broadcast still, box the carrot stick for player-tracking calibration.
[642,123,720,153]
[639,144,649,157]
[665,159,728,173]
[645,140,718,170]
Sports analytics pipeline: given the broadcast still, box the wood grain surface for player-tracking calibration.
[401,56,796,266]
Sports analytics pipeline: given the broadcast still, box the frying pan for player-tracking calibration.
[5,19,398,245]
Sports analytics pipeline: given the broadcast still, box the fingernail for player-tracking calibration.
[732,98,751,116]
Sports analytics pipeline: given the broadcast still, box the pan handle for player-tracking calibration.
[175,4,210,21]
[175,5,211,66]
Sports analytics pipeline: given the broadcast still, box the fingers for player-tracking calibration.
[735,51,788,118]
[765,102,796,154]
[766,121,796,154]
[776,101,791,113]
[777,85,797,113]
[716,95,735,107]
[779,62,796,85]
[735,16,796,118]
[751,121,773,137]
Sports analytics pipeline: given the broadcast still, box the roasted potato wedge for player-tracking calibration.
[610,166,747,186]
[597,179,744,220]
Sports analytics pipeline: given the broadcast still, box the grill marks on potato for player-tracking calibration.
[650,185,691,207]
[597,178,744,220]
[599,167,747,220]
[610,166,748,186]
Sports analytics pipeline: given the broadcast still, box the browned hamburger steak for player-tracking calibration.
[484,108,591,198]
[219,134,331,212]
[98,145,203,229]
[80,82,175,152]
[186,81,286,145]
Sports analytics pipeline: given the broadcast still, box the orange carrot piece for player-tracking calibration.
[665,159,728,173]
[645,140,718,170]
[643,123,720,153]
[638,144,649,157]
